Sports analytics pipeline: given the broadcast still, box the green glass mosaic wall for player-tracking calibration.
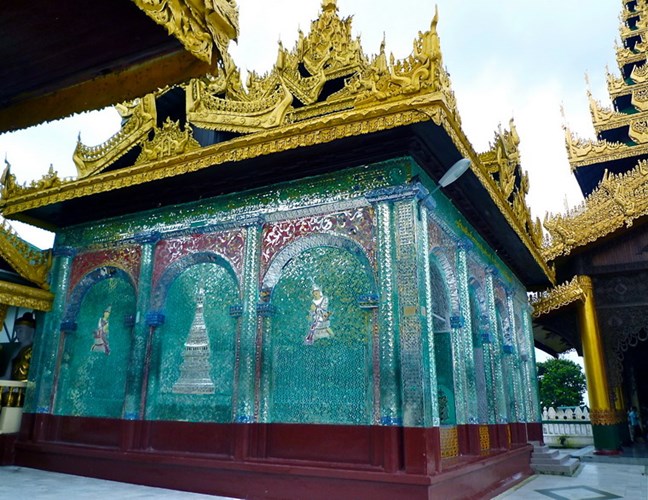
[32,156,539,428]
[146,262,238,422]
[55,274,136,417]
[261,246,375,425]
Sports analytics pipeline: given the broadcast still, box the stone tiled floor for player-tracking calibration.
[0,466,237,499]
[1,461,647,499]
[496,462,648,500]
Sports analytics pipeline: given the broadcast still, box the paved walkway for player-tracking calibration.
[1,461,647,499]
[496,462,648,500]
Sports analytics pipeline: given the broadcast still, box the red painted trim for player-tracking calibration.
[526,422,543,444]
[15,415,533,499]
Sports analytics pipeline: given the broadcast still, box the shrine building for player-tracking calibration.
[0,1,553,498]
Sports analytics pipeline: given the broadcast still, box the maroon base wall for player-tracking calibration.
[0,433,17,465]
[14,414,533,500]
[527,422,544,444]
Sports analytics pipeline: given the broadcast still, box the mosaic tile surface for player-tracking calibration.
[33,157,539,428]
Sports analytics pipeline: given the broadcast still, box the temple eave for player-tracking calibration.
[0,281,53,312]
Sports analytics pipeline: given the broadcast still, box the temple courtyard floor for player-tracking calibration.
[0,453,646,499]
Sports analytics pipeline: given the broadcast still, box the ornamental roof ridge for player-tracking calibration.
[4,2,461,189]
[0,2,552,282]
[542,160,648,260]
[0,165,51,289]
[562,122,648,169]
[132,0,239,66]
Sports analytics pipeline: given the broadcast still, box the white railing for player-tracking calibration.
[0,380,26,434]
[542,406,594,448]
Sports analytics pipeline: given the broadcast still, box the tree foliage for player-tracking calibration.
[536,358,586,408]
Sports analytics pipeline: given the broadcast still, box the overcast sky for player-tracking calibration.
[0,0,619,250]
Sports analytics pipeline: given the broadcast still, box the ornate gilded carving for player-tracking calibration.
[479,119,544,248]
[74,94,157,178]
[135,117,201,165]
[606,68,627,97]
[440,426,459,459]
[132,0,239,67]
[589,408,625,426]
[0,1,551,284]
[479,425,490,454]
[563,125,648,168]
[631,62,648,84]
[530,276,586,318]
[0,280,53,311]
[543,160,648,260]
[588,90,632,131]
[0,213,50,289]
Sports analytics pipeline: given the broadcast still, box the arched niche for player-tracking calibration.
[429,254,456,425]
[147,254,239,423]
[260,234,377,425]
[55,266,136,418]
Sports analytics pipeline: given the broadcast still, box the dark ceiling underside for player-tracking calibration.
[0,0,210,132]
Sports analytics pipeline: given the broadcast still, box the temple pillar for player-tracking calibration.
[29,246,76,415]
[455,241,479,454]
[577,275,622,454]
[485,269,509,448]
[371,197,401,427]
[418,202,440,428]
[234,218,263,423]
[521,304,543,442]
[123,231,160,420]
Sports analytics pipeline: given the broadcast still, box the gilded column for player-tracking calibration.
[30,246,76,414]
[234,218,263,422]
[123,231,160,420]
[577,275,622,453]
[456,241,478,424]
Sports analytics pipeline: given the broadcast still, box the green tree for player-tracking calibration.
[536,358,586,408]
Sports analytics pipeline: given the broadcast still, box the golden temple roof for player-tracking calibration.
[0,0,552,283]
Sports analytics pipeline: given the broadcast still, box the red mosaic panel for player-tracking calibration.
[68,246,142,296]
[261,207,375,275]
[152,230,246,289]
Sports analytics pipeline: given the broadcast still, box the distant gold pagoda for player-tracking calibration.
[546,0,648,260]
[533,0,648,455]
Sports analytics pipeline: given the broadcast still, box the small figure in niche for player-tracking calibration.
[304,283,333,345]
[91,306,111,355]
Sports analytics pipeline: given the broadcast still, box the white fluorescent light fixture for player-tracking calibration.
[431,158,471,194]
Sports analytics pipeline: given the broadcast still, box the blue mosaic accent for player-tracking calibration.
[365,184,418,203]
[256,303,276,317]
[357,293,379,309]
[503,344,515,354]
[60,320,77,331]
[229,304,243,318]
[146,311,165,327]
[380,416,403,426]
[133,231,161,245]
[450,315,464,329]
